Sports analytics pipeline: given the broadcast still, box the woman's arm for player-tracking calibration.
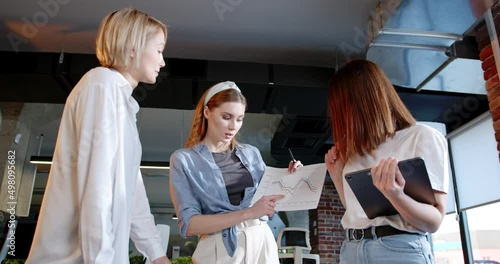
[75,85,119,262]
[130,171,169,262]
[325,146,346,207]
[371,158,447,233]
[389,190,446,233]
[186,194,283,236]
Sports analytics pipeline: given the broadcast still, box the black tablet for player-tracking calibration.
[344,157,437,219]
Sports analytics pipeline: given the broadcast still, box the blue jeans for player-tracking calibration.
[340,234,435,264]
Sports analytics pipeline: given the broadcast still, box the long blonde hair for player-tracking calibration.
[96,7,167,69]
[327,59,416,162]
[185,85,247,149]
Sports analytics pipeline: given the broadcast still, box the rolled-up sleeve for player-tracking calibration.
[169,151,202,238]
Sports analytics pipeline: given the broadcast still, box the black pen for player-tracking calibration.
[288,148,296,162]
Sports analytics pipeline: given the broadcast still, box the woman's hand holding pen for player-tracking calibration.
[249,195,284,218]
[287,148,303,173]
[288,160,303,173]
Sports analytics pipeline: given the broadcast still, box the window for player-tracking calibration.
[448,113,500,210]
[466,202,500,262]
[432,214,464,264]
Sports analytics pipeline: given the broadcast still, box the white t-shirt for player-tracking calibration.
[341,124,450,233]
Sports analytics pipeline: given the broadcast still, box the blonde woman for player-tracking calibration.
[27,8,170,264]
[170,81,302,264]
[325,59,449,264]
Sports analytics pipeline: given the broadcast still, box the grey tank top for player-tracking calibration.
[212,150,254,205]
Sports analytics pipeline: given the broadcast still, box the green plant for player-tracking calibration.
[129,250,145,264]
[171,256,192,264]
[184,237,198,252]
[4,259,26,264]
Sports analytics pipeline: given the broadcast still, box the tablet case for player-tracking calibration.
[344,157,437,219]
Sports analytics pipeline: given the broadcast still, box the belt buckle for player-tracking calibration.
[351,229,364,241]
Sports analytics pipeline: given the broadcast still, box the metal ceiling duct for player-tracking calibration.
[367,0,492,95]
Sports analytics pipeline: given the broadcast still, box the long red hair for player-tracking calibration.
[327,59,416,162]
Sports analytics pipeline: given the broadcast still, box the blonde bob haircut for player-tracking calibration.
[185,85,247,150]
[96,7,167,69]
[327,59,416,162]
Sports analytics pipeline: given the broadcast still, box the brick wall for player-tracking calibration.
[310,183,345,264]
[475,2,500,161]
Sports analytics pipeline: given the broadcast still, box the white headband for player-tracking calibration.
[204,81,241,106]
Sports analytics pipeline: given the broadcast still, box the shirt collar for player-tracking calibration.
[108,67,139,114]
[105,67,133,96]
[192,142,241,153]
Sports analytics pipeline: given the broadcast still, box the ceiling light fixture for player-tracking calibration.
[29,156,170,170]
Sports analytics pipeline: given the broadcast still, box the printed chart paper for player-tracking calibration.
[251,163,327,211]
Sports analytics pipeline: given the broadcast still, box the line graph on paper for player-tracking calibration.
[251,163,327,211]
[271,178,319,195]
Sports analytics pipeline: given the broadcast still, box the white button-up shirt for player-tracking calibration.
[27,67,164,264]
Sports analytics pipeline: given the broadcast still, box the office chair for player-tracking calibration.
[276,227,320,264]
[144,224,170,264]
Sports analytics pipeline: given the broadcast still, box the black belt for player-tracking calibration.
[346,226,416,241]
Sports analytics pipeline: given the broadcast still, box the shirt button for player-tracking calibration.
[223,234,227,237]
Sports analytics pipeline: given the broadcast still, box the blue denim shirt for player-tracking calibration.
[169,142,266,257]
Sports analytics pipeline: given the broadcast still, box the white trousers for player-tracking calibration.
[192,219,279,264]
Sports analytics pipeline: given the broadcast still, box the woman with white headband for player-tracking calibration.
[169,81,302,263]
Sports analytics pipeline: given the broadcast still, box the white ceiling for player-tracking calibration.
[0,0,378,67]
